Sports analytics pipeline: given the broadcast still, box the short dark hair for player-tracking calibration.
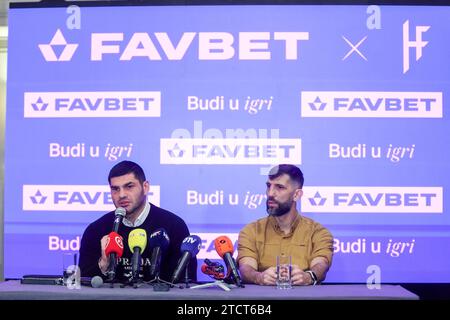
[268,164,304,188]
[108,161,146,184]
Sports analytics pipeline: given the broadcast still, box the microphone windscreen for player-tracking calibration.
[105,232,124,257]
[180,235,202,256]
[128,228,147,252]
[214,235,234,258]
[114,207,126,217]
[91,276,103,288]
[149,228,170,250]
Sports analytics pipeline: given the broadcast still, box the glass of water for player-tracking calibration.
[62,252,78,287]
[276,255,292,289]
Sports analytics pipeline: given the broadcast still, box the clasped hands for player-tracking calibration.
[256,265,313,286]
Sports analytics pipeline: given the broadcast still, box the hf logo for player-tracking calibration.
[403,20,430,74]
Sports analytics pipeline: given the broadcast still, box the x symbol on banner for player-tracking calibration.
[342,36,368,61]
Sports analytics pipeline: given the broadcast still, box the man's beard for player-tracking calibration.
[266,198,293,217]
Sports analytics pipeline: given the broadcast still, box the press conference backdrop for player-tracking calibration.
[4,3,450,283]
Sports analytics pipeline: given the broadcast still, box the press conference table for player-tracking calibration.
[0,280,418,300]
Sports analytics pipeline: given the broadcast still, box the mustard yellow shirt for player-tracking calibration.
[237,214,333,271]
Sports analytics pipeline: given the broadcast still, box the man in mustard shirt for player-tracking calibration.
[237,164,333,286]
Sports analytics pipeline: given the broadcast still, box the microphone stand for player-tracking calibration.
[231,275,245,288]
[190,280,236,291]
[121,274,143,289]
[147,276,173,285]
[107,273,115,288]
[146,269,180,290]
[120,265,143,289]
[183,261,191,288]
[106,257,117,288]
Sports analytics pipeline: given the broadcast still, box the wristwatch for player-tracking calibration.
[305,270,318,285]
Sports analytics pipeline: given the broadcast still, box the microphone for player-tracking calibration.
[201,259,225,280]
[148,228,170,279]
[128,228,147,280]
[112,207,126,232]
[80,276,104,288]
[170,235,201,284]
[214,235,243,287]
[107,207,126,281]
[105,231,124,280]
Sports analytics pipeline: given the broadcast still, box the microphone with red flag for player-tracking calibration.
[105,231,124,280]
[105,231,124,257]
[214,236,243,287]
